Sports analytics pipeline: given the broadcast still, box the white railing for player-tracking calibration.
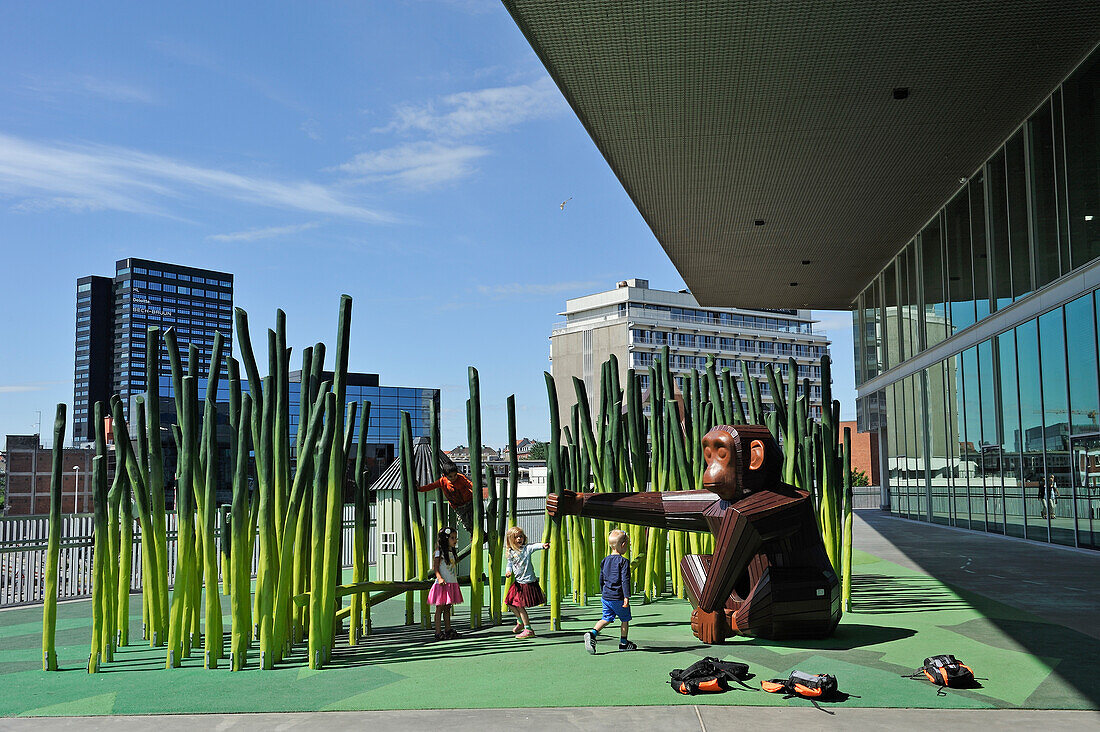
[0,505,373,608]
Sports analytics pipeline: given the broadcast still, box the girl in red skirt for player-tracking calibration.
[429,526,463,640]
[503,526,548,639]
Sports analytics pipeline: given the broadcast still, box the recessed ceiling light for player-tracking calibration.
[801,260,811,265]
[893,87,909,100]
[789,282,798,287]
[1087,215,1095,222]
[754,219,765,226]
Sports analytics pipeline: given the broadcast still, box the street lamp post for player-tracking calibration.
[71,465,80,514]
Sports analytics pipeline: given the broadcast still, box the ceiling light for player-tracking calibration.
[892,87,909,100]
[801,260,811,265]
[1087,215,1095,222]
[754,219,765,226]
[789,282,798,287]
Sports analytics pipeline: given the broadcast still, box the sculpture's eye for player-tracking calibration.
[717,447,728,462]
[704,446,712,461]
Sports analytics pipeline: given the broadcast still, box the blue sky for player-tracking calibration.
[0,0,855,449]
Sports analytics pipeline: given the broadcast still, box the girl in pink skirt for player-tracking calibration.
[429,526,463,640]
[504,526,549,639]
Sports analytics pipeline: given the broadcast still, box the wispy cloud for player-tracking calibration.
[476,280,604,298]
[208,221,321,243]
[0,132,395,222]
[22,74,156,104]
[376,77,564,138]
[337,141,489,189]
[0,381,65,394]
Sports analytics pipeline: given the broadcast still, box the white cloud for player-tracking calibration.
[207,221,321,243]
[22,74,156,104]
[0,381,64,393]
[0,132,394,222]
[377,77,565,138]
[477,281,604,298]
[337,141,489,189]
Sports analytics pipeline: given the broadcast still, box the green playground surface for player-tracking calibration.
[1,547,1097,716]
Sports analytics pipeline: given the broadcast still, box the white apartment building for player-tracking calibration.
[550,279,831,423]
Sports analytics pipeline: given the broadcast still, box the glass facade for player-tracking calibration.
[854,46,1100,550]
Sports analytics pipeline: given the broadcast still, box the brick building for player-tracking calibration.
[3,435,101,515]
[839,420,879,487]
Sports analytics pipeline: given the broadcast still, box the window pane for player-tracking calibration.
[987,149,1013,311]
[960,346,985,530]
[1006,131,1034,301]
[946,192,975,334]
[970,175,991,322]
[998,331,1026,538]
[978,339,1002,533]
[1018,320,1045,541]
[1064,52,1100,270]
[1030,99,1061,287]
[884,261,899,369]
[1039,307,1073,546]
[922,220,948,348]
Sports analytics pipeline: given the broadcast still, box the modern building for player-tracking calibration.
[504,1,1100,549]
[550,279,830,421]
[74,257,233,444]
[153,371,439,502]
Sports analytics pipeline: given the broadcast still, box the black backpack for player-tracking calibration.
[669,657,753,695]
[913,654,976,690]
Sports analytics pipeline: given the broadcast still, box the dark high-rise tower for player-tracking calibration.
[73,276,115,444]
[73,258,234,443]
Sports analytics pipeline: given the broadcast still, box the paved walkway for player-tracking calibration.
[3,510,1100,725]
[856,511,1100,640]
[1,707,1098,731]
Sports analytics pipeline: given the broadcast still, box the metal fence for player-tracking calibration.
[0,505,374,608]
[2,490,881,608]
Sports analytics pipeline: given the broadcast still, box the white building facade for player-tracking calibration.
[550,279,831,423]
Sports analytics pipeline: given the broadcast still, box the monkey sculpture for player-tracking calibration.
[547,424,840,643]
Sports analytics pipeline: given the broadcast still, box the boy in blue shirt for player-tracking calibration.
[584,529,637,653]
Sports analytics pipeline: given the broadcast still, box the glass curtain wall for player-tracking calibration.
[883,294,1100,550]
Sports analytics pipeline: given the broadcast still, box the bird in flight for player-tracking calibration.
[560,197,573,211]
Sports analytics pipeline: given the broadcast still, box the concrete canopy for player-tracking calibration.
[502,0,1100,309]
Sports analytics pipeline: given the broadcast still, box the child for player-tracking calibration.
[418,466,478,534]
[429,526,463,640]
[503,526,548,639]
[584,529,637,654]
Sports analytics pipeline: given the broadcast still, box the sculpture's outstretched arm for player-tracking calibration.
[547,489,712,532]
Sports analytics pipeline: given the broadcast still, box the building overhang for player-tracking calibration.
[503,0,1100,309]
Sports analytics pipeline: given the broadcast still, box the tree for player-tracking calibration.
[528,441,549,461]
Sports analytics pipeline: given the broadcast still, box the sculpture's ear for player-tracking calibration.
[749,439,765,471]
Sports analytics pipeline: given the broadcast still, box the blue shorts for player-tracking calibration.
[601,598,632,623]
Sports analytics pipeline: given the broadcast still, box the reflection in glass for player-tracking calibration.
[1064,53,1100,270]
[1039,307,1075,546]
[997,331,1025,538]
[978,340,1002,533]
[1030,100,1061,288]
[970,175,991,322]
[947,353,968,528]
[945,192,975,334]
[1018,319,1047,542]
[960,346,985,530]
[922,221,948,349]
[883,263,899,370]
[926,363,952,525]
[987,150,1013,312]
[1006,132,1033,301]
